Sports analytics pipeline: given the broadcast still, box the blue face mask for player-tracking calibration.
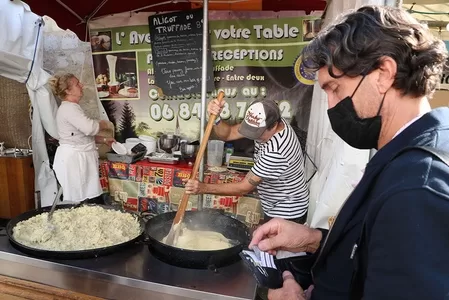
[327,76,385,150]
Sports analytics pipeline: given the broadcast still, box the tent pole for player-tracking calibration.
[130,1,174,14]
[56,0,84,22]
[89,0,109,21]
[198,0,209,211]
[84,0,109,41]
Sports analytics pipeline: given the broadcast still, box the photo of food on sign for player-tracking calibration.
[90,31,112,52]
[302,19,322,41]
[92,51,140,100]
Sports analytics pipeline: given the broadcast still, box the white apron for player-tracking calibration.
[53,141,102,203]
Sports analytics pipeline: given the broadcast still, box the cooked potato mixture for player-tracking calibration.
[162,223,232,251]
[12,206,141,251]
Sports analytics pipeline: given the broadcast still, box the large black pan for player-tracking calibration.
[6,204,145,259]
[145,209,250,270]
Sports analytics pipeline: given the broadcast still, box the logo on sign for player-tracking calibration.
[111,163,126,171]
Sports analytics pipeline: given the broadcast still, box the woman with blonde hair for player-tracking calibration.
[48,73,114,203]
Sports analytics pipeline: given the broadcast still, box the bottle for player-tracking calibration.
[224,143,234,166]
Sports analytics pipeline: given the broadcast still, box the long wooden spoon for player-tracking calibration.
[164,91,225,246]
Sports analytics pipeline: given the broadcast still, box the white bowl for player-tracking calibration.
[141,141,156,154]
[138,135,156,142]
[125,138,142,144]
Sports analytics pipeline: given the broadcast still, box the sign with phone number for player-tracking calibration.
[148,101,293,121]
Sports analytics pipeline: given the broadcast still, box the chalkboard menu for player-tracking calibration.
[149,9,215,96]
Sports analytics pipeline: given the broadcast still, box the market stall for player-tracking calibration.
[0,1,324,300]
[100,158,263,227]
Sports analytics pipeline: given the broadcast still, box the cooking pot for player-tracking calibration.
[158,134,180,153]
[145,210,250,269]
[180,141,199,159]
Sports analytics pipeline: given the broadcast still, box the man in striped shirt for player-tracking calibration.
[185,98,309,224]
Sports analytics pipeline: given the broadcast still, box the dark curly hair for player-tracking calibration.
[302,5,448,98]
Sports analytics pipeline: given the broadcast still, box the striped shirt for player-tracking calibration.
[251,119,309,219]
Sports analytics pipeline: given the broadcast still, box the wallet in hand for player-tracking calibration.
[240,246,316,290]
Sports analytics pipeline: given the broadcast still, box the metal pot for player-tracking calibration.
[145,210,250,269]
[158,134,180,153]
[180,142,198,159]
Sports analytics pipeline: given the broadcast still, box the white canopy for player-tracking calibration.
[0,0,60,207]
[0,0,108,207]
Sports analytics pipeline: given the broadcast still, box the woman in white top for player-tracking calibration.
[48,73,115,203]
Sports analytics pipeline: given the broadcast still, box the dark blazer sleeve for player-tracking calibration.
[363,188,449,300]
[316,228,329,251]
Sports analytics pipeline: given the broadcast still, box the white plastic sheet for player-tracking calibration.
[0,0,59,207]
[0,0,107,207]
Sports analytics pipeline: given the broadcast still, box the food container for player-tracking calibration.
[125,138,143,154]
[207,140,224,166]
[147,152,179,164]
[107,150,146,164]
[138,135,157,155]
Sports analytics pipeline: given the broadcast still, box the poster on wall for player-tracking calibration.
[89,11,321,148]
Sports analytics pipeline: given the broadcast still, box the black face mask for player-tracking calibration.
[327,76,385,150]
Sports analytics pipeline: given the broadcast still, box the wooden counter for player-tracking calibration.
[0,275,103,300]
[0,155,35,219]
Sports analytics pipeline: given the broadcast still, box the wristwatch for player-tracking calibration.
[214,116,221,125]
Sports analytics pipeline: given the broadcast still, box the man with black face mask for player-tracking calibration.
[327,74,385,150]
[248,5,449,300]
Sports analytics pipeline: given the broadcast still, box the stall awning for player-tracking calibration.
[22,0,327,40]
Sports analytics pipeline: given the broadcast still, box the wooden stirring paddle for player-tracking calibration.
[164,91,225,246]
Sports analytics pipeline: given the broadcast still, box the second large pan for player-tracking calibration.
[6,204,145,259]
[145,209,250,269]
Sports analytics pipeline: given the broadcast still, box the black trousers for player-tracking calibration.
[263,212,307,224]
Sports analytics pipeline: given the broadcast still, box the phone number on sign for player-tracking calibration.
[148,101,292,121]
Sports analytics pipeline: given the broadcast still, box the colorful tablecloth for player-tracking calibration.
[99,159,263,227]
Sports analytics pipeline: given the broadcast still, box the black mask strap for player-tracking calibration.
[376,93,386,116]
[350,76,366,98]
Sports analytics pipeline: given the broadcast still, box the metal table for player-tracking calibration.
[0,236,256,300]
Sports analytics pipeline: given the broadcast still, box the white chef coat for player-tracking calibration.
[53,101,102,202]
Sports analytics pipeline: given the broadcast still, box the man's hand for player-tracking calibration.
[250,218,322,254]
[185,179,202,194]
[268,271,305,300]
[208,98,225,116]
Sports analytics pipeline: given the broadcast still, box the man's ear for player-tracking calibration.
[376,56,397,94]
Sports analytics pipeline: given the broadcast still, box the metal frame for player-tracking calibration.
[54,0,250,208]
[198,0,209,210]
